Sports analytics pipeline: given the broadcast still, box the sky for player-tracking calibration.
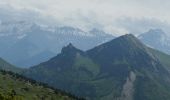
[0,0,170,35]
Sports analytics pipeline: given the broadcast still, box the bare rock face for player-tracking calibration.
[118,71,136,100]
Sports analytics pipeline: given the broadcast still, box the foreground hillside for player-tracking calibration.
[0,70,82,100]
[0,56,82,100]
[24,34,170,100]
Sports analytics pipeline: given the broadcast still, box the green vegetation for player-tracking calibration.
[0,70,83,100]
[134,75,170,100]
[74,55,100,78]
[149,48,170,70]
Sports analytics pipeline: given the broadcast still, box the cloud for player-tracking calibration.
[0,0,170,35]
[113,17,170,35]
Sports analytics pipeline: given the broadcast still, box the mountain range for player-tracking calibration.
[23,34,170,100]
[1,20,170,100]
[139,29,170,55]
[0,21,114,68]
[1,20,170,69]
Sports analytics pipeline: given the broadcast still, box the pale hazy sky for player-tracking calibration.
[0,0,170,35]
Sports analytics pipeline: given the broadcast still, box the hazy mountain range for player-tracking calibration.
[1,20,170,70]
[138,29,170,55]
[0,21,114,68]
[1,30,170,99]
[1,1,170,100]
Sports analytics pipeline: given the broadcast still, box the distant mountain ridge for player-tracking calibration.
[0,21,114,67]
[24,34,170,100]
[138,29,170,55]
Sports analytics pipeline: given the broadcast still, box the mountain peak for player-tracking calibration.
[110,34,143,48]
[118,34,136,40]
[139,29,166,39]
[61,43,84,56]
[88,34,146,56]
[67,43,74,48]
[62,43,76,51]
[138,28,170,54]
[88,33,163,73]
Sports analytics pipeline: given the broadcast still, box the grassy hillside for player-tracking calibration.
[0,70,83,100]
[149,48,170,71]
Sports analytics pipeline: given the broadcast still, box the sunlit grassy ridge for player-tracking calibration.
[0,70,83,100]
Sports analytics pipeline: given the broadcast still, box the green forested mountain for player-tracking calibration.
[24,34,170,100]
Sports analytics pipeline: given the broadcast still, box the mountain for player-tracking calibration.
[138,29,170,55]
[0,21,114,68]
[24,34,170,100]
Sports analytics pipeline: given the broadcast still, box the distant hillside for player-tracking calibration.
[0,58,22,73]
[24,34,170,100]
